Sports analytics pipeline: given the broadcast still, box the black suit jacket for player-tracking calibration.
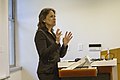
[34,26,68,74]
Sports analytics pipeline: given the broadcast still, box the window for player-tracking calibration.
[8,0,15,67]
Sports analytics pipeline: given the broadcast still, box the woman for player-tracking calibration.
[34,8,73,80]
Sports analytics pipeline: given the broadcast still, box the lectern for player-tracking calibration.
[58,58,117,80]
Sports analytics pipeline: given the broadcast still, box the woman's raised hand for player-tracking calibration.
[63,31,73,46]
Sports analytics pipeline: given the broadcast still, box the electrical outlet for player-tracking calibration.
[78,43,83,51]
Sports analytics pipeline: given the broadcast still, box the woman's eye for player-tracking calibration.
[50,15,56,18]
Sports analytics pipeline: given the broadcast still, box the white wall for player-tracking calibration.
[16,0,120,80]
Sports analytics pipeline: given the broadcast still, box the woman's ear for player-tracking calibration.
[43,19,46,23]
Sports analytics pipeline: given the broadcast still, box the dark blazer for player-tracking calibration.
[34,26,68,74]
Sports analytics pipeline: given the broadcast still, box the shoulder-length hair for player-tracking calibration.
[37,8,55,30]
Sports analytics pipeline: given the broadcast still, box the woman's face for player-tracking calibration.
[44,10,56,28]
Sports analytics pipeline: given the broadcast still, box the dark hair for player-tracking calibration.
[37,8,55,30]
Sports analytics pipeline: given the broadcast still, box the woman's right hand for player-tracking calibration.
[55,29,62,44]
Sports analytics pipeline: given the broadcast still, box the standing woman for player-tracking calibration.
[34,8,73,80]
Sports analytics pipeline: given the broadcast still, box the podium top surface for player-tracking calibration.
[58,58,117,68]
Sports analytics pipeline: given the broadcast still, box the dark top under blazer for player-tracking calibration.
[34,26,68,74]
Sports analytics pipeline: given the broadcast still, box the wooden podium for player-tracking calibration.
[59,67,97,77]
[58,58,117,80]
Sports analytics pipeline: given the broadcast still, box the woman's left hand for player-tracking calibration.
[63,31,73,46]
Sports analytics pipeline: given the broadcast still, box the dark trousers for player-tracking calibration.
[37,73,61,80]
[37,66,61,80]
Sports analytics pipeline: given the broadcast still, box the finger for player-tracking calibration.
[65,31,68,37]
[57,32,62,38]
[69,36,73,40]
[66,32,72,38]
[68,32,72,36]
[67,36,73,43]
[56,29,60,34]
[58,31,62,35]
[56,31,62,38]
